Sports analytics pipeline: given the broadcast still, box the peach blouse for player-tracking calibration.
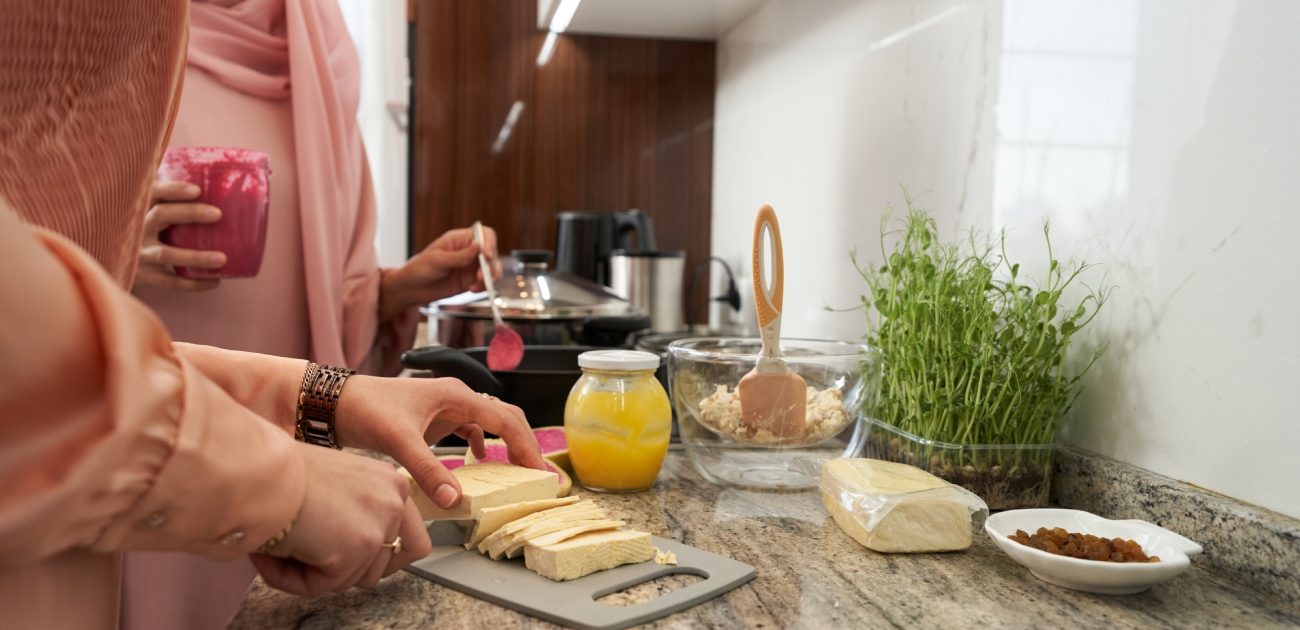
[0,1,312,627]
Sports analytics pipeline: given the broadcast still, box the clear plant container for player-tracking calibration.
[667,338,881,490]
[860,417,1057,509]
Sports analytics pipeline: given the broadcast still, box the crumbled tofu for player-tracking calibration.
[653,547,678,565]
[698,385,849,444]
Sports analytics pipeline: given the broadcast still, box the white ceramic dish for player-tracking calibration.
[985,508,1203,595]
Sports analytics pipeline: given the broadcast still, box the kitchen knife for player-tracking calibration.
[425,518,476,547]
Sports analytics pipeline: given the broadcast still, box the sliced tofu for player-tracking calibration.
[478,500,606,558]
[525,529,655,581]
[464,496,580,549]
[401,462,558,520]
[502,519,625,559]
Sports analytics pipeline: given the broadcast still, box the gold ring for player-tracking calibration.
[382,536,402,554]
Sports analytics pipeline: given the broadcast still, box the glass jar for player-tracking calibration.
[564,350,672,492]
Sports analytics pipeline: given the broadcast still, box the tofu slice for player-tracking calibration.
[402,462,558,520]
[502,519,625,559]
[464,496,580,549]
[525,529,655,581]
[478,500,606,558]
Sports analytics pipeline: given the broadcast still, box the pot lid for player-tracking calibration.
[430,250,638,320]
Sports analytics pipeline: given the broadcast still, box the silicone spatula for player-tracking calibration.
[736,205,807,439]
[475,221,524,371]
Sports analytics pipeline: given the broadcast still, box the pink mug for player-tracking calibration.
[155,147,271,279]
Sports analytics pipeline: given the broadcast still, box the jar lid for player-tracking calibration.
[578,350,660,371]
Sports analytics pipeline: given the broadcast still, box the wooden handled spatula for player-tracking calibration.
[737,205,807,439]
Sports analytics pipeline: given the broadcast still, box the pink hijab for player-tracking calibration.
[187,0,380,368]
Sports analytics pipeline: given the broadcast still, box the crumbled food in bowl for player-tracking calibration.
[698,385,849,444]
[1009,527,1161,563]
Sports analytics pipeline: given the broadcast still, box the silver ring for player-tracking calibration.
[381,536,402,554]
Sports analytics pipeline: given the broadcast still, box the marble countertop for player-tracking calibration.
[232,452,1300,629]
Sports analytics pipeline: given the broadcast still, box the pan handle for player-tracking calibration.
[400,346,505,397]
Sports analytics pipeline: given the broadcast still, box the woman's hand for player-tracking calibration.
[377,225,502,321]
[250,444,431,596]
[333,375,546,510]
[134,180,227,291]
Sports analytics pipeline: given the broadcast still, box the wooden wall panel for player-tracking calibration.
[410,0,715,325]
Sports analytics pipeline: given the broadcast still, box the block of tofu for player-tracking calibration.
[401,462,558,520]
[819,458,987,553]
[480,500,607,559]
[525,529,655,581]
[464,496,580,549]
[502,519,625,559]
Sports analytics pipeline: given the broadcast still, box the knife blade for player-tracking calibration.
[425,518,476,548]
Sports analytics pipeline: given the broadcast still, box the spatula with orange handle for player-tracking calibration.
[737,205,807,439]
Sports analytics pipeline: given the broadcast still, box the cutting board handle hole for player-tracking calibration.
[593,571,706,607]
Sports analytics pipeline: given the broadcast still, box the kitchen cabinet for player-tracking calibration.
[408,0,716,324]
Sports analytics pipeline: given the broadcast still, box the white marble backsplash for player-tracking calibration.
[712,0,1300,518]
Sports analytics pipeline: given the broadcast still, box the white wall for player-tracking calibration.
[714,0,1300,518]
[339,0,410,267]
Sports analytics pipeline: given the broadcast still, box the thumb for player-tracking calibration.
[392,440,463,510]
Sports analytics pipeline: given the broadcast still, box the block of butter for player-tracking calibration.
[820,458,988,553]
[401,462,559,520]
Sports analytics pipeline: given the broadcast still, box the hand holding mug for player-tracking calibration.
[135,180,228,291]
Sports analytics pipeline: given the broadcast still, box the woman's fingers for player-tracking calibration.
[456,423,487,460]
[143,202,221,235]
[250,555,311,597]
[449,388,545,471]
[386,434,465,511]
[384,498,432,577]
[150,179,202,204]
[140,243,226,269]
[132,265,221,291]
[352,547,393,591]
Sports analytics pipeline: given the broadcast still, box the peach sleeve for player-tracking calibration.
[0,205,306,566]
[173,343,307,435]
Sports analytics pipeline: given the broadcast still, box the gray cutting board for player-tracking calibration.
[406,534,755,629]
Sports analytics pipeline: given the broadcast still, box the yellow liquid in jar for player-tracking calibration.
[565,375,671,492]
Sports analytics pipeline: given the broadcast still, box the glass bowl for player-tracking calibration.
[667,337,881,489]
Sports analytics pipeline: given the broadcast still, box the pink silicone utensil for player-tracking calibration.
[736,205,807,438]
[476,221,524,371]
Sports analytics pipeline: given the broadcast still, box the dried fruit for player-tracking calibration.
[1009,527,1160,563]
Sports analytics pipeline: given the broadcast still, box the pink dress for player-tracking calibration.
[125,1,417,628]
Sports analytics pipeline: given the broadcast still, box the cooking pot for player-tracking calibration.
[422,250,650,349]
[401,345,587,424]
